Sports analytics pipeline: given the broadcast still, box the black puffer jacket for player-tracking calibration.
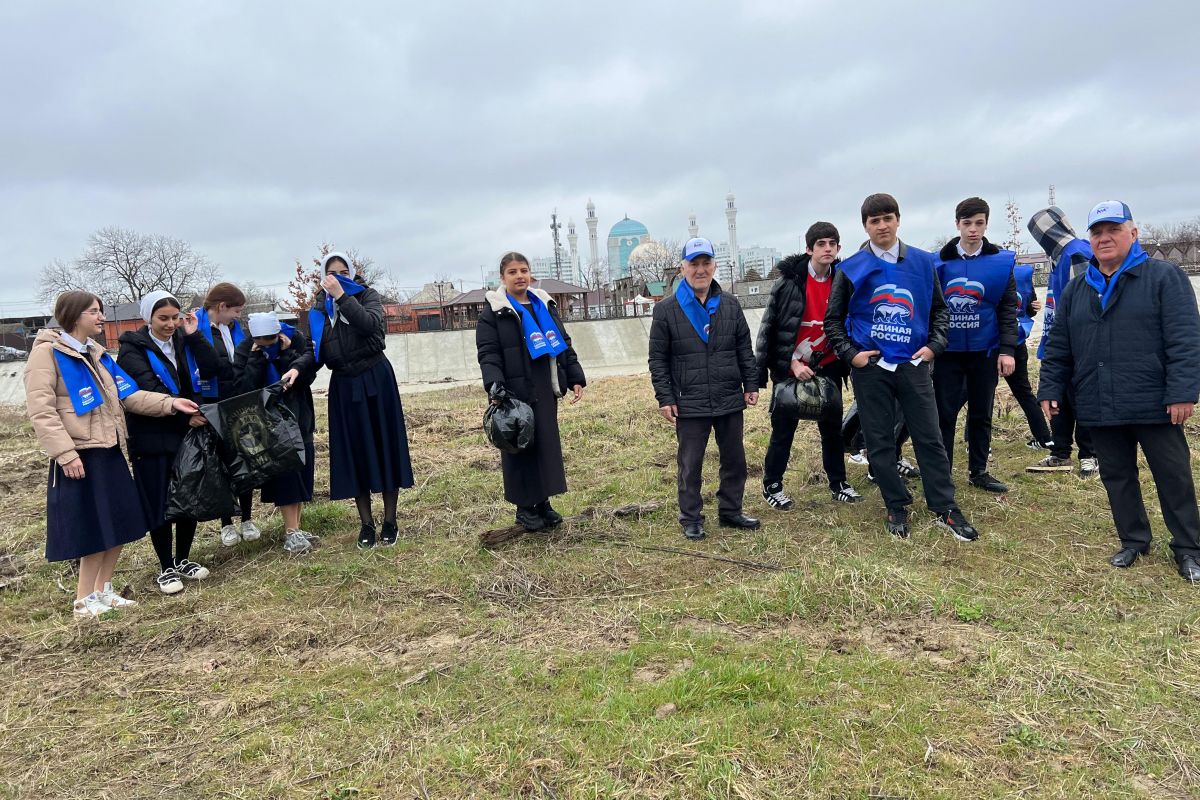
[312,280,387,377]
[475,289,586,405]
[234,331,318,439]
[204,322,242,401]
[936,237,1020,357]
[648,281,757,418]
[754,253,841,388]
[117,326,221,457]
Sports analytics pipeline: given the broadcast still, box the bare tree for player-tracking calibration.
[1140,216,1200,244]
[1004,200,1025,254]
[628,238,681,286]
[927,235,952,253]
[580,257,610,290]
[283,242,382,314]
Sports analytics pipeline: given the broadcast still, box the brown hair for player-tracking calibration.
[861,193,900,223]
[499,251,530,274]
[54,291,103,334]
[203,282,247,310]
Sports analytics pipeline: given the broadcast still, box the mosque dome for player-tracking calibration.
[608,216,649,239]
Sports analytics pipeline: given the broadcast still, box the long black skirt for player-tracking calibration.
[46,446,150,561]
[261,442,316,506]
[500,356,567,507]
[327,357,414,500]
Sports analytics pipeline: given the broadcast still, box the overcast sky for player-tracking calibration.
[2,0,1197,314]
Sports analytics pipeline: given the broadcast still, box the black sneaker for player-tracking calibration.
[895,458,921,480]
[885,508,911,539]
[535,500,563,527]
[515,506,546,531]
[682,522,705,541]
[357,524,377,550]
[969,472,1009,493]
[831,482,864,504]
[379,520,398,547]
[763,482,795,511]
[935,508,979,542]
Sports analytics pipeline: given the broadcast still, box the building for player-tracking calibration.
[407,280,459,331]
[730,278,774,309]
[1145,240,1200,273]
[585,199,600,282]
[724,193,740,282]
[607,216,650,282]
[1016,252,1052,286]
[530,245,576,284]
[739,245,782,277]
[442,278,590,327]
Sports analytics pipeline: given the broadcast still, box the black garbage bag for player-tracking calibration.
[483,384,535,454]
[771,376,836,422]
[207,384,307,494]
[166,425,237,522]
[841,401,861,453]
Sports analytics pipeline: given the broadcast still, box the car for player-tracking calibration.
[0,346,27,362]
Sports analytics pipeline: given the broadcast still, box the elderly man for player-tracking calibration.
[649,237,760,541]
[1038,201,1200,582]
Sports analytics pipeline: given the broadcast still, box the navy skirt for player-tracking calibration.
[46,446,150,561]
[261,442,316,506]
[327,358,414,500]
[132,453,178,528]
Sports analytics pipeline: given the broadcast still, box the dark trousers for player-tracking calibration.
[852,361,956,514]
[1089,424,1200,561]
[1006,345,1053,446]
[933,351,999,476]
[676,411,747,525]
[1050,395,1094,460]
[763,373,846,490]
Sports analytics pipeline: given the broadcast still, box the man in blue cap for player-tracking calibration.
[649,237,760,541]
[1038,201,1200,582]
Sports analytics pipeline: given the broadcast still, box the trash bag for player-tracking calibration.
[166,425,237,522]
[483,384,535,454]
[771,375,837,422]
[841,401,861,453]
[207,384,307,495]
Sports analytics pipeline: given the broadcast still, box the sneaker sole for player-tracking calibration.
[1026,466,1073,473]
[933,518,978,542]
[969,484,1008,493]
[158,584,184,595]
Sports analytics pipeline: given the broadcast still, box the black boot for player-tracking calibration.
[515,506,546,532]
[536,500,563,527]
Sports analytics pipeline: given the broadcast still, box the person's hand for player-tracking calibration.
[279,333,292,350]
[1041,399,1060,418]
[1029,299,1043,313]
[321,274,345,299]
[181,310,199,335]
[659,404,679,424]
[790,359,814,380]
[998,355,1016,377]
[188,413,208,427]
[61,457,85,479]
[1168,402,1194,425]
[569,385,584,404]
[851,349,880,368]
[913,347,935,363]
[171,398,199,415]
[745,391,759,407]
[281,368,300,389]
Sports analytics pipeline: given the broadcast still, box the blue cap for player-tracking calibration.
[1087,200,1133,230]
[682,237,716,261]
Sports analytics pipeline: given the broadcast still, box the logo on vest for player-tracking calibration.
[944,277,984,329]
[868,284,915,344]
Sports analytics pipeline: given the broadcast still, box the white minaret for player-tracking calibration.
[688,212,698,239]
[585,198,600,280]
[725,192,740,282]
[567,219,579,285]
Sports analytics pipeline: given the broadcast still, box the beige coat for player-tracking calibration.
[24,329,177,466]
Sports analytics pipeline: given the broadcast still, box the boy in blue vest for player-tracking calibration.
[932,197,1019,493]
[825,193,979,541]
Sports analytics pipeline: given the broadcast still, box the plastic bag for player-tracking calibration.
[207,384,307,494]
[166,425,237,522]
[483,385,535,454]
[841,401,862,453]
[771,375,836,421]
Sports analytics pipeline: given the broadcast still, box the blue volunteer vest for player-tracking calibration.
[1014,265,1035,344]
[1038,239,1092,359]
[935,250,1015,355]
[841,247,935,363]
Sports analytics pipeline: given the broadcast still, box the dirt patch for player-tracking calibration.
[789,617,991,667]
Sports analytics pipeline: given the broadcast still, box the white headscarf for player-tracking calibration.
[139,290,178,323]
[320,251,354,279]
[247,312,282,337]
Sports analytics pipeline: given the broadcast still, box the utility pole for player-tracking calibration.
[1048,184,1056,206]
[550,210,564,282]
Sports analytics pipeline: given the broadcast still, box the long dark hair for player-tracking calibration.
[499,252,530,274]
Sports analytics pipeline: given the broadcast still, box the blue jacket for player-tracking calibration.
[1037,256,1200,426]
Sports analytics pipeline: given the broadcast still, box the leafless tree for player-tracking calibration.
[580,257,611,290]
[1140,216,1200,244]
[283,242,383,313]
[628,238,681,286]
[1004,200,1025,254]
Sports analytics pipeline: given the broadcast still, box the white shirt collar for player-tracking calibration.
[59,332,89,353]
[216,322,236,361]
[807,262,831,282]
[956,240,983,258]
[869,241,901,263]
[149,330,175,358]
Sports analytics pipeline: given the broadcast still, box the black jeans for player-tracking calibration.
[1006,345,1053,446]
[763,370,846,490]
[933,350,999,476]
[1088,423,1200,561]
[1049,395,1094,460]
[676,411,747,525]
[851,361,956,515]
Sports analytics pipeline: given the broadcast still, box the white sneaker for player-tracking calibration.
[73,592,113,619]
[220,524,241,547]
[300,529,321,546]
[1080,457,1100,478]
[283,529,313,554]
[175,559,210,580]
[97,582,137,609]
[240,520,261,542]
[848,450,869,466]
[157,569,184,595]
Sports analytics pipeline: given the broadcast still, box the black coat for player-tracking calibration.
[234,331,318,440]
[116,326,221,457]
[475,290,586,404]
[648,281,757,418]
[936,237,1020,357]
[1037,256,1200,427]
[754,253,842,388]
[205,323,241,401]
[312,281,387,377]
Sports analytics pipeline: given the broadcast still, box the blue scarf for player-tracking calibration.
[308,275,366,364]
[262,322,298,384]
[193,307,244,397]
[143,341,200,396]
[675,279,720,343]
[508,293,568,360]
[1084,240,1148,312]
[53,349,138,416]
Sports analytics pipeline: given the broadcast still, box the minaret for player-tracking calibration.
[725,192,740,282]
[585,198,600,281]
[567,219,579,285]
[688,212,698,239]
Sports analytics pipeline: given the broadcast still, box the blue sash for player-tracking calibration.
[53,349,138,416]
[144,345,186,395]
[508,293,569,359]
[675,280,720,343]
[308,275,366,364]
[1014,265,1035,343]
[262,322,298,384]
[1084,240,1148,312]
[193,307,245,398]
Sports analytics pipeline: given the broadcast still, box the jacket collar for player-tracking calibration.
[485,287,554,314]
[938,236,1001,261]
[777,252,840,283]
[859,240,910,261]
[35,329,106,362]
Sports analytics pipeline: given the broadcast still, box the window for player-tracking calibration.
[749,286,760,295]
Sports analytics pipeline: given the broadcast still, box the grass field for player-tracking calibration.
[1,374,1198,799]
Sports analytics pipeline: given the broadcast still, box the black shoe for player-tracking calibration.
[379,520,398,547]
[1179,556,1200,583]
[830,482,864,504]
[535,500,563,527]
[682,523,706,541]
[515,506,546,532]
[969,472,1009,493]
[763,482,795,511]
[718,513,761,530]
[357,524,376,550]
[1110,545,1148,568]
[935,508,979,542]
[885,508,910,539]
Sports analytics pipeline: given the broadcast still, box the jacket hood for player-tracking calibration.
[777,252,841,281]
[1027,207,1080,262]
[485,287,554,313]
[938,236,1002,260]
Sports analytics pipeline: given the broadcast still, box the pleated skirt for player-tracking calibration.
[46,446,150,561]
[327,358,414,500]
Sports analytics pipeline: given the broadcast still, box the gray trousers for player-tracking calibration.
[675,411,747,525]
